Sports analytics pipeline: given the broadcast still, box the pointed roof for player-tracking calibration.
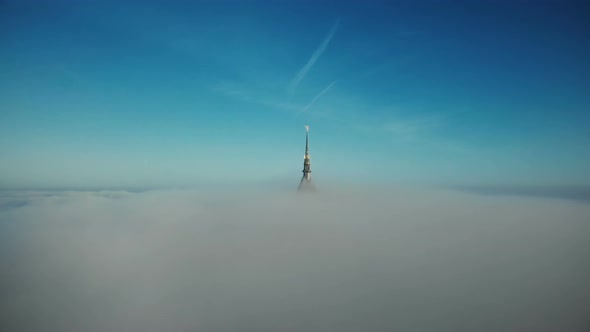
[298,125,315,192]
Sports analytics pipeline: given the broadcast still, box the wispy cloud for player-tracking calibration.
[371,114,473,153]
[300,80,336,113]
[212,82,302,112]
[288,19,339,95]
[381,115,444,140]
[52,62,87,83]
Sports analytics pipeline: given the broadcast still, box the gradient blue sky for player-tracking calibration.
[1,0,589,189]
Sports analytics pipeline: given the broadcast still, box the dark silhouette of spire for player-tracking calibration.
[298,125,315,191]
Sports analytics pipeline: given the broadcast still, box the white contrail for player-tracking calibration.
[289,19,339,95]
[301,80,336,113]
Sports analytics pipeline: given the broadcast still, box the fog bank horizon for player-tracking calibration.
[1,187,589,331]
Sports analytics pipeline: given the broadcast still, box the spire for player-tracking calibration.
[304,125,310,157]
[298,125,315,191]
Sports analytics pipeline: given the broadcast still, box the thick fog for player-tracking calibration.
[1,187,589,332]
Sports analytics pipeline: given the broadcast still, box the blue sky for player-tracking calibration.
[1,0,589,189]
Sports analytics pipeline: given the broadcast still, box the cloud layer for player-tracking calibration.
[1,188,589,332]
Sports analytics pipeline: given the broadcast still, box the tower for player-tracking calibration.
[298,125,315,191]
